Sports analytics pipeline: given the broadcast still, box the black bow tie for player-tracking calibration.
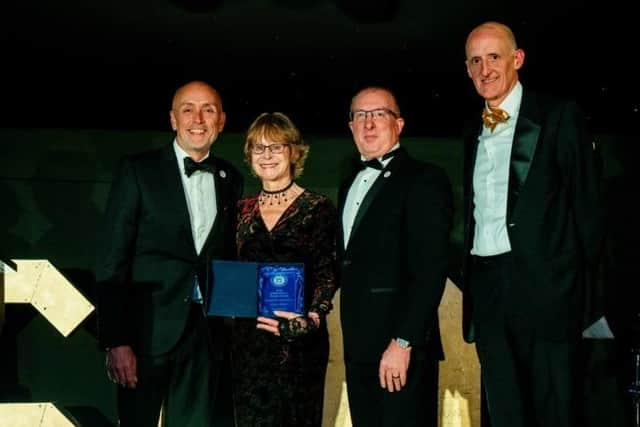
[184,157,215,177]
[360,158,384,170]
[359,150,397,171]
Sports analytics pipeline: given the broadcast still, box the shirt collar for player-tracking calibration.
[485,80,522,119]
[173,139,211,174]
[359,142,401,167]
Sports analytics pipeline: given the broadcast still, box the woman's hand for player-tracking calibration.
[256,311,301,336]
[256,310,320,339]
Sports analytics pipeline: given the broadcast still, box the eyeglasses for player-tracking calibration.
[250,143,289,155]
[349,108,400,122]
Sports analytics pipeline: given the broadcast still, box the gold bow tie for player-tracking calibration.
[482,107,510,132]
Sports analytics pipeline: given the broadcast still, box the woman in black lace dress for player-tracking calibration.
[230,112,338,427]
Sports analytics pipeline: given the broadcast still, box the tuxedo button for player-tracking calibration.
[508,223,516,228]
[342,259,352,266]
[183,296,190,303]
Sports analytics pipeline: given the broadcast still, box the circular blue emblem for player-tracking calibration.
[272,275,286,286]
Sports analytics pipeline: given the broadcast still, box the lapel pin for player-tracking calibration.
[383,171,391,178]
[219,170,227,178]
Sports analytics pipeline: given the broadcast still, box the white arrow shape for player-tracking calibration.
[0,402,77,426]
[3,260,94,337]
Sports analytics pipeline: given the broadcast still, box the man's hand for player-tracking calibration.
[106,345,138,388]
[379,339,411,392]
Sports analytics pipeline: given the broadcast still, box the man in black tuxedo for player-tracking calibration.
[338,86,453,426]
[461,22,603,427]
[96,81,243,426]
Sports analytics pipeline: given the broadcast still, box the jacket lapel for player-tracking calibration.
[159,145,195,255]
[463,122,482,258]
[198,156,235,311]
[346,147,407,252]
[337,158,361,253]
[507,90,541,218]
[202,156,230,250]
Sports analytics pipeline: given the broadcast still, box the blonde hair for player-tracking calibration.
[244,112,310,178]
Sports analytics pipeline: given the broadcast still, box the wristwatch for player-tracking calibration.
[395,337,411,349]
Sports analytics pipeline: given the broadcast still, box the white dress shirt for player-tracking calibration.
[173,141,217,301]
[471,82,522,256]
[342,143,399,248]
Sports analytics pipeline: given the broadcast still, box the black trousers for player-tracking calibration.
[345,353,439,427]
[470,254,579,427]
[117,305,220,427]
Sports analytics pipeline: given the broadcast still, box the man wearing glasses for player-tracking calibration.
[338,86,453,426]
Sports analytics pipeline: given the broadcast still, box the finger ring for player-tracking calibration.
[392,375,400,379]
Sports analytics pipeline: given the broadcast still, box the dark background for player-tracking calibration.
[2,0,637,136]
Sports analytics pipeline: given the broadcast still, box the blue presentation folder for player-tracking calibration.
[208,260,259,318]
[208,260,304,318]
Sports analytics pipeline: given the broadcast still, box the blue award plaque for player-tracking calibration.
[257,264,305,317]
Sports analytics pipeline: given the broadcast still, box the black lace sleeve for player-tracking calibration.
[277,315,319,341]
[307,196,339,316]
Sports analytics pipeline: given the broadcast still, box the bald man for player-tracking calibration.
[97,81,243,426]
[460,22,603,427]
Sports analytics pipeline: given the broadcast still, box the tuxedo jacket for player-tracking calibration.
[96,144,243,356]
[338,147,453,363]
[461,87,603,343]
